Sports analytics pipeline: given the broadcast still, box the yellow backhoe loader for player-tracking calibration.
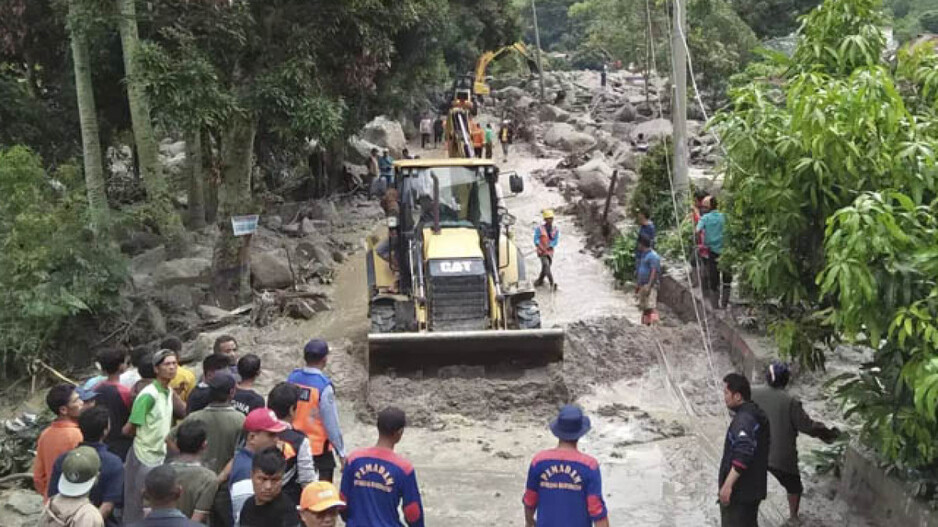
[365,158,563,373]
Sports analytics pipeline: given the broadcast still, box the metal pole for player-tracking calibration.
[531,0,546,101]
[671,0,689,202]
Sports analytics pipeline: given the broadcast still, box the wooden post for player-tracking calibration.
[602,170,619,237]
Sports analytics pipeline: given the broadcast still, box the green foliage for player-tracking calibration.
[921,11,938,33]
[716,0,938,469]
[607,227,638,282]
[729,0,823,38]
[0,146,127,371]
[629,140,680,231]
[656,218,695,262]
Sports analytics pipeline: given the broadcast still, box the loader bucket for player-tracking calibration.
[368,328,564,374]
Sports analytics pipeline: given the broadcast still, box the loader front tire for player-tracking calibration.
[515,299,542,330]
[370,303,397,333]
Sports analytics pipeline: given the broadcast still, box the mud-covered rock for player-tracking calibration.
[251,251,294,290]
[362,116,406,157]
[153,257,212,287]
[538,104,571,123]
[493,86,527,101]
[578,171,612,199]
[543,123,597,153]
[347,136,382,164]
[633,118,673,140]
[613,103,637,122]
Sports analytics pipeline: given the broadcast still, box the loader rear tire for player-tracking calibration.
[370,303,397,333]
[515,300,542,330]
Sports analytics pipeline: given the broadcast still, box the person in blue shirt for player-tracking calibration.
[229,408,288,524]
[696,196,731,309]
[128,465,202,526]
[634,206,656,270]
[523,405,609,527]
[379,151,394,188]
[341,406,424,527]
[635,234,661,325]
[48,406,123,526]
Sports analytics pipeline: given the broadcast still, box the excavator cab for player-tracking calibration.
[365,158,563,373]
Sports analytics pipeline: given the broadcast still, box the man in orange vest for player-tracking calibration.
[471,122,485,158]
[287,339,346,483]
[534,209,560,289]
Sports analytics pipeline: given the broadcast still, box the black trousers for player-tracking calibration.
[705,252,732,307]
[421,133,430,148]
[536,255,554,285]
[720,501,760,527]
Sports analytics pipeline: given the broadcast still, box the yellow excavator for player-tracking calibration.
[365,158,564,373]
[473,42,539,99]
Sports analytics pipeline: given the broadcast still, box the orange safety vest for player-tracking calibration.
[536,224,557,257]
[288,369,332,455]
[471,125,484,148]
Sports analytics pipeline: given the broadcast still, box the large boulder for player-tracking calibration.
[578,171,612,199]
[575,157,614,179]
[613,103,637,123]
[493,86,527,101]
[347,136,381,164]
[514,95,537,110]
[362,116,406,158]
[152,257,212,287]
[159,140,186,158]
[251,250,294,290]
[543,123,597,153]
[539,104,571,123]
[633,118,673,140]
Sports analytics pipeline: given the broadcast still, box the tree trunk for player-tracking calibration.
[212,116,257,309]
[68,0,107,226]
[115,0,182,241]
[185,129,206,229]
[203,128,219,223]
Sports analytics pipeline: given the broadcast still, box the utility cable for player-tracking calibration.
[645,0,727,416]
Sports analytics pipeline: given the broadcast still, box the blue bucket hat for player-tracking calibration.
[550,405,591,441]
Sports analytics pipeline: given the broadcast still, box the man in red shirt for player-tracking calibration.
[34,384,85,497]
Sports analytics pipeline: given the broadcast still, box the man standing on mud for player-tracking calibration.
[635,234,661,325]
[752,362,840,525]
[534,209,559,289]
[523,405,608,527]
[719,373,770,527]
[123,349,178,523]
[287,339,346,483]
[340,406,424,527]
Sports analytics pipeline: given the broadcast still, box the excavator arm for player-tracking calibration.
[473,42,539,97]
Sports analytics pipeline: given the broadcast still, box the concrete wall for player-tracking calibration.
[658,274,765,380]
[657,273,938,526]
[840,446,938,527]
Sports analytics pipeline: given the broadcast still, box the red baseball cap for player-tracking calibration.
[244,408,288,433]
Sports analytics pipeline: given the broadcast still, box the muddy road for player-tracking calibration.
[237,137,874,526]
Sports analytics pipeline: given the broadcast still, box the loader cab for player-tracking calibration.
[392,159,504,296]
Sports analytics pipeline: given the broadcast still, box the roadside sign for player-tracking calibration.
[231,215,259,236]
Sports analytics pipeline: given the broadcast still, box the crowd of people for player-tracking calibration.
[29,334,621,527]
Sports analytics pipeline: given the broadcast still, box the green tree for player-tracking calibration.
[716,0,938,468]
[0,146,126,372]
[114,0,184,243]
[729,0,822,38]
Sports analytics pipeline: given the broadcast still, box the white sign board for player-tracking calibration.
[231,215,259,236]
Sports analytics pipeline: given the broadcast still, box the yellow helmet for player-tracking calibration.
[542,209,555,219]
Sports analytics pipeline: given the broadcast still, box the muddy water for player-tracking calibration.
[241,139,872,526]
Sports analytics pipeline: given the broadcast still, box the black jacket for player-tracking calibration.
[719,401,770,503]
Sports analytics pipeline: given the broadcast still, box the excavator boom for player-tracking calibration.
[473,42,539,97]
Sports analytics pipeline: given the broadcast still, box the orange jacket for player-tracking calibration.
[33,421,82,497]
[471,125,484,148]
